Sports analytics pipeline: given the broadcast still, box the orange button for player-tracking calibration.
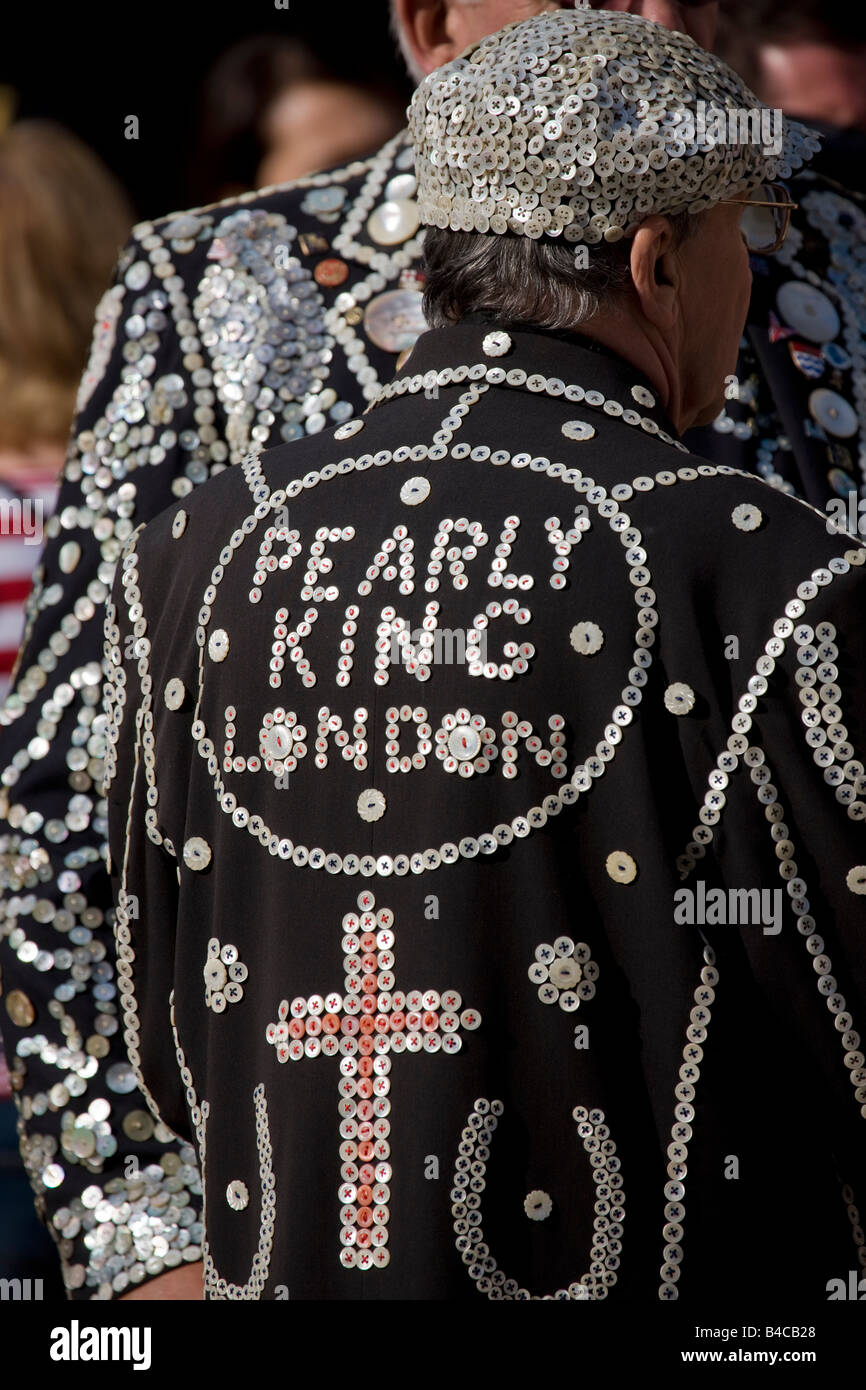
[314,257,349,287]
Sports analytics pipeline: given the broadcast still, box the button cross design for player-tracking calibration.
[265,890,481,1270]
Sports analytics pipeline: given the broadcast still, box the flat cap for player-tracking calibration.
[409,5,820,245]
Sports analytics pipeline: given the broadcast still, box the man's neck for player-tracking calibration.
[574,313,689,433]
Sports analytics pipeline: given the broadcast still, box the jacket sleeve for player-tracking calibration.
[104,528,191,1148]
[0,227,204,1299]
[677,538,866,1218]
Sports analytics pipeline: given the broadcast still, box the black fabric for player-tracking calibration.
[1,121,864,1300]
[107,324,866,1301]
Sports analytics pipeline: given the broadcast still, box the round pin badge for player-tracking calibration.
[823,341,852,370]
[776,282,841,343]
[788,341,825,379]
[363,289,426,354]
[809,388,858,439]
[828,467,858,498]
[301,186,346,217]
[313,258,349,288]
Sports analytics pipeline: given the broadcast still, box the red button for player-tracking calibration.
[313,257,349,287]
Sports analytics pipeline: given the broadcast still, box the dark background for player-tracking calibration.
[3,0,412,219]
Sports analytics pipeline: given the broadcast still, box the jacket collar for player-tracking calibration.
[377,319,683,446]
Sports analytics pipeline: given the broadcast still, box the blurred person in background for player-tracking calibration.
[189,36,407,204]
[688,1,866,510]
[0,118,132,704]
[1,0,865,1304]
[0,115,131,1293]
[717,1,866,142]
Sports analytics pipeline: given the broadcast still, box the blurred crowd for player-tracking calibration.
[0,0,865,1291]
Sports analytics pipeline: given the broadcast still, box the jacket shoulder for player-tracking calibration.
[135,130,410,246]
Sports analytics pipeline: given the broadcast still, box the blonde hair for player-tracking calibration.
[0,120,133,449]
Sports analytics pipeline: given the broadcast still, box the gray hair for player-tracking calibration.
[422,214,699,332]
[388,0,426,85]
[389,0,488,85]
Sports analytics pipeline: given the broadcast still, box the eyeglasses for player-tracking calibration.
[722,182,798,254]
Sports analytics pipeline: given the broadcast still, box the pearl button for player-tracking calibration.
[400,476,431,506]
[570,622,604,655]
[549,957,582,989]
[226,1180,249,1211]
[208,628,230,661]
[357,788,386,822]
[561,420,596,441]
[524,1189,553,1221]
[732,503,763,532]
[482,330,512,357]
[204,958,227,990]
[664,682,696,716]
[164,677,186,710]
[335,418,364,440]
[448,726,482,760]
[846,866,866,895]
[183,836,212,871]
[606,850,637,884]
[262,726,292,759]
[366,198,420,246]
[59,541,81,573]
[631,384,656,408]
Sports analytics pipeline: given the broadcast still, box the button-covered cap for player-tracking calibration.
[409,6,819,246]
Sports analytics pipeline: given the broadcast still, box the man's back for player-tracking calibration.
[3,96,866,1293]
[106,322,866,1300]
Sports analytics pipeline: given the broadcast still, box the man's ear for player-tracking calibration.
[628,216,681,332]
[393,0,456,77]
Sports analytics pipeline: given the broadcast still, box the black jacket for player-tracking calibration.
[1,125,864,1298]
[105,322,866,1300]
